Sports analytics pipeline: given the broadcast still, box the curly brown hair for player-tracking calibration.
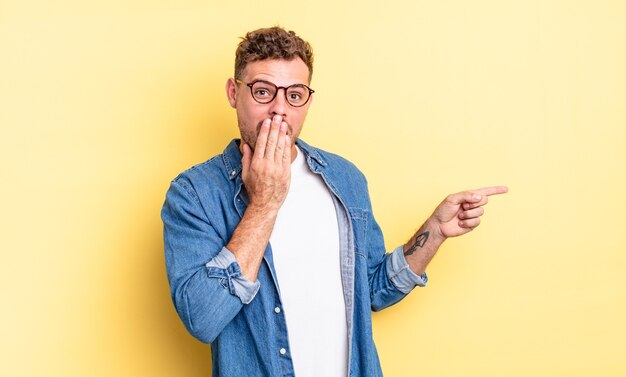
[234,26,314,82]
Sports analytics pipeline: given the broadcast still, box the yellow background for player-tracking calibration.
[1,0,625,376]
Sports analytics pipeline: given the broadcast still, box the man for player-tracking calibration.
[162,26,507,377]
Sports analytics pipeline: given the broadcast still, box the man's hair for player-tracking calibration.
[235,26,314,82]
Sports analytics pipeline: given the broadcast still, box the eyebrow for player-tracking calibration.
[249,78,308,86]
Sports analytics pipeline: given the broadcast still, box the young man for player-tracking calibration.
[162,26,507,377]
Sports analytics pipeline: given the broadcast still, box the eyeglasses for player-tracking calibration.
[236,79,314,107]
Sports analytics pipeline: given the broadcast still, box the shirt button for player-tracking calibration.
[279,348,287,355]
[274,307,281,314]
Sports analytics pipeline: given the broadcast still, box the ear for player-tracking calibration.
[225,78,238,108]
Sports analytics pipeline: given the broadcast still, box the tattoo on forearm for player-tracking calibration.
[404,231,430,256]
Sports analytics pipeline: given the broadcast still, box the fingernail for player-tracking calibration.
[473,194,481,200]
[275,115,283,123]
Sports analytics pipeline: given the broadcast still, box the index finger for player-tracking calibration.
[472,186,509,197]
[253,119,271,160]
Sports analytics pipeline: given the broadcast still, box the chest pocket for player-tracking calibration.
[348,207,369,258]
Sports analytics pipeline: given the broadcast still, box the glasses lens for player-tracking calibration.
[251,82,277,103]
[286,85,310,107]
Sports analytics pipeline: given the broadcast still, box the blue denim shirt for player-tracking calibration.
[162,139,427,377]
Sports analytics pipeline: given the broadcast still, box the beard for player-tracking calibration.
[239,119,295,152]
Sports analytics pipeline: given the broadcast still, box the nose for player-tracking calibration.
[268,88,288,117]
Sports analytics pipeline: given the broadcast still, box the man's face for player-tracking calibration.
[226,58,312,155]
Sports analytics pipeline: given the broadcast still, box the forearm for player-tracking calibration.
[403,218,446,275]
[226,204,279,281]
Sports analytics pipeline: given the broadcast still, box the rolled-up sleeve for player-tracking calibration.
[205,247,261,304]
[387,246,428,293]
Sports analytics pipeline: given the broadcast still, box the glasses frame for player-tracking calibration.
[236,79,315,107]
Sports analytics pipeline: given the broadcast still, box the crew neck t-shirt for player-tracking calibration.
[269,146,348,377]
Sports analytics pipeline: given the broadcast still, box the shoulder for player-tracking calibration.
[171,155,229,193]
[298,139,368,184]
[167,140,240,202]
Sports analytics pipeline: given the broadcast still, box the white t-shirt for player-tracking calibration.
[269,147,348,377]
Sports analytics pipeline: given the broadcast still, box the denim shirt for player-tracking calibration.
[162,139,427,377]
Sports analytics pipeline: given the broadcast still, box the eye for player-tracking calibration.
[254,88,273,98]
[251,81,276,99]
[287,86,307,102]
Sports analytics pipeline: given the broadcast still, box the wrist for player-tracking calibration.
[424,217,446,246]
[246,201,281,217]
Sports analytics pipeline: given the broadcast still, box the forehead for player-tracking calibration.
[242,58,310,85]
